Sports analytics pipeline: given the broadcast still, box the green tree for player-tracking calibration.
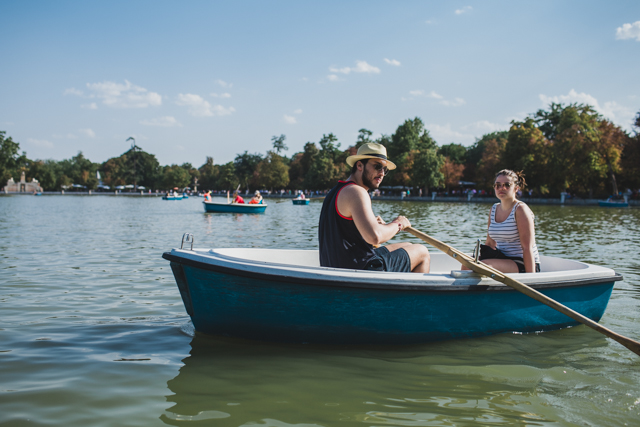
[255,151,290,190]
[356,128,373,146]
[161,164,191,189]
[386,118,437,187]
[234,151,263,190]
[271,134,288,154]
[304,134,346,190]
[412,149,444,194]
[0,131,28,186]
[198,156,219,191]
[27,160,59,191]
[534,103,604,196]
[463,131,508,183]
[218,161,239,190]
[620,111,640,190]
[503,118,550,195]
[438,143,466,165]
[474,137,507,190]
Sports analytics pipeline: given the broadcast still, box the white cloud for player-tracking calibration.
[616,21,640,41]
[353,61,380,74]
[140,116,183,127]
[27,138,54,148]
[327,74,340,82]
[428,91,443,99]
[64,88,83,96]
[216,79,233,88]
[81,103,98,110]
[78,128,95,138]
[539,89,635,127]
[176,93,235,117]
[425,19,435,25]
[283,114,297,124]
[384,58,401,66]
[329,66,351,74]
[426,123,474,143]
[440,97,466,107]
[462,120,506,133]
[211,92,231,98]
[85,80,162,108]
[329,60,380,75]
[293,109,303,114]
[409,90,424,96]
[455,6,472,15]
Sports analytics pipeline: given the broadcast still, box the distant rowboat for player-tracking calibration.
[292,199,310,205]
[599,198,628,208]
[203,201,267,213]
[162,195,183,200]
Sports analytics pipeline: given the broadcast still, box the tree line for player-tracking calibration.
[1,103,639,198]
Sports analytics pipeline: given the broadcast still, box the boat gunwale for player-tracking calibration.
[202,200,268,208]
[162,250,622,292]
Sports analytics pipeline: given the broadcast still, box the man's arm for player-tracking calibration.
[337,185,409,245]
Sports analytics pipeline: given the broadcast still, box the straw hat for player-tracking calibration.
[255,190,261,196]
[346,142,396,170]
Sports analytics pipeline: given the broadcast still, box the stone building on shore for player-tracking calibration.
[3,172,43,193]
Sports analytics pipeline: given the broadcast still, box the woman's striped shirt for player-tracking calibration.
[488,202,540,262]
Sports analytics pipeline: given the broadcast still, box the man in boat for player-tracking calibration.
[318,142,430,273]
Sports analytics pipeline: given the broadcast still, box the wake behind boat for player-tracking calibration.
[163,240,621,345]
[203,200,267,213]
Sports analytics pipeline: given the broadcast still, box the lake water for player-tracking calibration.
[1,195,639,426]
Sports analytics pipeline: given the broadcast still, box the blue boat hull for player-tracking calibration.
[292,199,310,205]
[203,201,267,213]
[599,201,628,207]
[165,254,617,344]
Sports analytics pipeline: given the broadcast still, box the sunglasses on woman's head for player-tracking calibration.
[494,182,513,189]
[370,162,390,176]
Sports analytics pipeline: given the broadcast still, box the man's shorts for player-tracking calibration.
[364,246,412,272]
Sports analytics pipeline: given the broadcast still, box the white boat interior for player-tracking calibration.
[169,247,618,288]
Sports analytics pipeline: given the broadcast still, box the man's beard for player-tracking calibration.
[362,169,380,190]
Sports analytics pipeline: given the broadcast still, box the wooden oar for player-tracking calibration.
[405,227,640,357]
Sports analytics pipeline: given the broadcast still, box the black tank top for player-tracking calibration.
[318,181,377,269]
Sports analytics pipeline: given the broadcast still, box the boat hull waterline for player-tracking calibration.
[163,249,621,344]
[203,201,267,213]
[292,199,310,205]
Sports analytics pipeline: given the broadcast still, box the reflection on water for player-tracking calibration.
[163,328,635,427]
[1,196,639,426]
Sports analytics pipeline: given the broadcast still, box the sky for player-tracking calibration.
[1,0,639,167]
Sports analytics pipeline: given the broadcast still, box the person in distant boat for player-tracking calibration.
[204,191,212,202]
[318,142,430,273]
[231,191,245,204]
[248,190,263,204]
[297,191,305,200]
[464,169,540,273]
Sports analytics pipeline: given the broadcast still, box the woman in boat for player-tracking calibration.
[248,190,263,204]
[204,191,212,202]
[465,169,540,273]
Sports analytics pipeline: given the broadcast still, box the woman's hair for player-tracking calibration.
[495,169,526,189]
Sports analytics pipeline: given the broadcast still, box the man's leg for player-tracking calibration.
[385,242,430,273]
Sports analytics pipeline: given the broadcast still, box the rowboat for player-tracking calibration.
[292,199,310,205]
[599,198,629,208]
[162,195,183,200]
[203,200,267,213]
[163,243,621,344]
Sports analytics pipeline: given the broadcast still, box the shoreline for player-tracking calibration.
[2,191,637,207]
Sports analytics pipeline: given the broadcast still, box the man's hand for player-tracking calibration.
[392,215,411,231]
